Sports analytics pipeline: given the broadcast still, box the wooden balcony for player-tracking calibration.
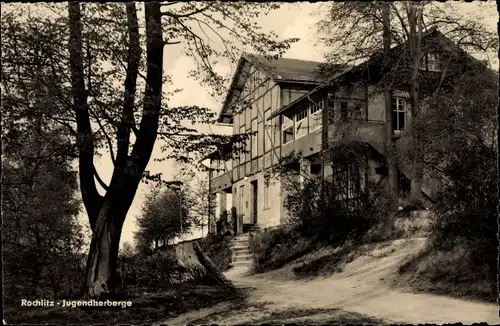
[210,171,232,193]
[328,119,386,154]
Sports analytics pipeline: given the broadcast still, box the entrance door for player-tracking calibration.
[251,180,258,224]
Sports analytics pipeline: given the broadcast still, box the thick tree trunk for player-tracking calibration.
[83,202,124,298]
[408,3,424,205]
[176,241,236,291]
[193,243,235,291]
[382,2,398,210]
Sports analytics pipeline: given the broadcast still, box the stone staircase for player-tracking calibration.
[229,225,260,267]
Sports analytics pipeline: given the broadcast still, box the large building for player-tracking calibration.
[208,28,493,232]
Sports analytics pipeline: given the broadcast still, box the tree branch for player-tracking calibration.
[115,2,141,168]
[161,2,215,18]
[67,2,104,231]
[94,166,110,192]
[89,107,117,165]
[126,2,164,186]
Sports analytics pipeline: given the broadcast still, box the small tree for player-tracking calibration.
[134,185,192,249]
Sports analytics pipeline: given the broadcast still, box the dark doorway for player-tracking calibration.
[251,180,258,224]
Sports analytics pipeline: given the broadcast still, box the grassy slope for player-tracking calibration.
[4,284,244,325]
[5,236,240,325]
[250,213,496,303]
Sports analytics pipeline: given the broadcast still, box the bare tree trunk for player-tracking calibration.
[408,3,424,205]
[83,202,124,297]
[382,2,398,210]
[69,2,165,298]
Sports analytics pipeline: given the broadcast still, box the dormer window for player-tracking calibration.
[420,53,440,72]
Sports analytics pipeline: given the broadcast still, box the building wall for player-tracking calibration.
[214,64,286,228]
[367,86,385,121]
[230,171,282,228]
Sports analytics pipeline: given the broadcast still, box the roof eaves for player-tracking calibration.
[275,78,324,85]
[268,28,445,121]
[217,56,248,123]
[268,70,351,120]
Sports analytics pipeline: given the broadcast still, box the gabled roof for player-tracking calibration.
[216,54,333,123]
[245,53,327,84]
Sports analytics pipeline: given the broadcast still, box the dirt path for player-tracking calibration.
[157,238,499,325]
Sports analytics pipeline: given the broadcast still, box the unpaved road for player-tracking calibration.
[158,238,499,325]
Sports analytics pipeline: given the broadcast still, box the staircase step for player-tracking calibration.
[232,254,253,262]
[232,249,251,256]
[232,260,253,266]
[233,233,252,238]
[230,243,249,249]
[230,248,250,254]
[230,238,250,245]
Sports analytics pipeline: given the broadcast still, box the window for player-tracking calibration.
[245,105,251,129]
[239,111,245,128]
[420,53,440,72]
[238,126,245,164]
[264,109,272,153]
[391,97,407,133]
[264,175,270,209]
[239,185,245,214]
[353,105,362,119]
[246,128,251,163]
[427,54,440,72]
[340,101,349,120]
[310,164,322,175]
[251,119,258,158]
[282,115,294,144]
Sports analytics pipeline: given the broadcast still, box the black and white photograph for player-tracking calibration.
[1,1,498,324]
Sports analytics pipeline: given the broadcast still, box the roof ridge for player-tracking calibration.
[247,52,324,64]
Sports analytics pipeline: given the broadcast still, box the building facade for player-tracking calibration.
[208,29,494,231]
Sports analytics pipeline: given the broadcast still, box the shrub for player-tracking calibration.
[199,234,233,272]
[116,248,183,291]
[427,145,497,294]
[284,176,391,245]
[249,227,315,273]
[3,249,86,305]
